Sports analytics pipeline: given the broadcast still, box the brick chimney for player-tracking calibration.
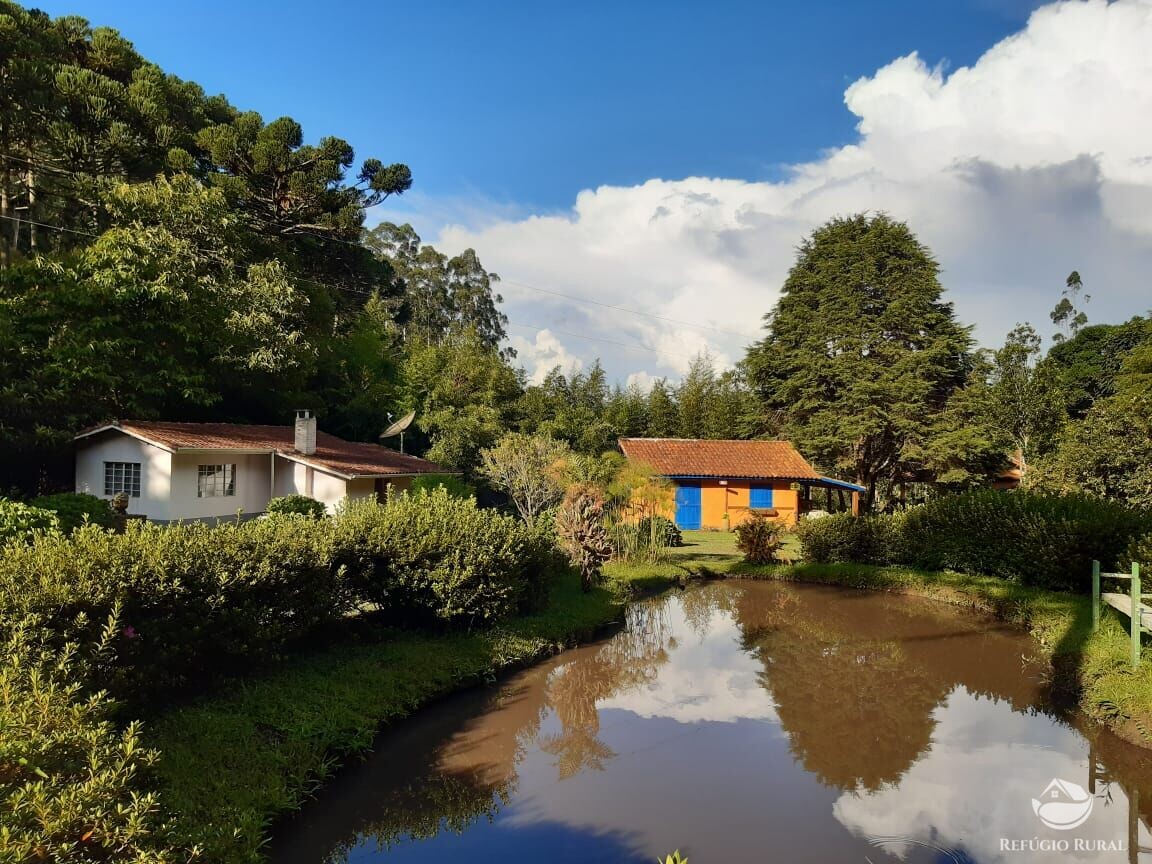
[294,409,317,455]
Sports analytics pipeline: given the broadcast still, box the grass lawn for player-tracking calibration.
[148,567,668,863]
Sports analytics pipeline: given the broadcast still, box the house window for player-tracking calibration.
[104,462,141,497]
[749,485,774,509]
[197,464,236,498]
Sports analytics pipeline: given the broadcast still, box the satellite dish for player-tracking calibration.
[380,410,415,453]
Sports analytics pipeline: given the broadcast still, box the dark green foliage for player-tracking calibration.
[637,515,682,548]
[29,492,115,533]
[0,490,563,702]
[795,492,1148,592]
[901,491,1147,592]
[409,474,476,498]
[734,513,786,564]
[0,498,59,544]
[745,214,973,507]
[335,489,565,623]
[796,513,905,566]
[1044,318,1151,417]
[265,494,327,518]
[0,519,351,700]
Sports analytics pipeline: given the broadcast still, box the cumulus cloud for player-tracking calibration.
[397,0,1152,383]
[507,327,583,384]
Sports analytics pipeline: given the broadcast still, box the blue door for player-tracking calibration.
[674,482,702,529]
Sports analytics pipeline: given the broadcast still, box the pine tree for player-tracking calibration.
[745,214,972,507]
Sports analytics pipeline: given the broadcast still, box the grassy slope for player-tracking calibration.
[654,531,1152,748]
[147,570,662,863]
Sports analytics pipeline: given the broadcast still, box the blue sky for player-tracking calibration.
[37,1,1036,209]
[31,1,1152,386]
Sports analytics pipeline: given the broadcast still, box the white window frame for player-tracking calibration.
[197,464,237,498]
[104,461,141,497]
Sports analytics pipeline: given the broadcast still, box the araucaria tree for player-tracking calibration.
[745,214,972,508]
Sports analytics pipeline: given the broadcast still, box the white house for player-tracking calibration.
[74,410,448,521]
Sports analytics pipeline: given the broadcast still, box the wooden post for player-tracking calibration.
[851,491,861,517]
[1092,560,1100,632]
[1131,562,1141,668]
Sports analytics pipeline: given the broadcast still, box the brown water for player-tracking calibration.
[269,581,1152,863]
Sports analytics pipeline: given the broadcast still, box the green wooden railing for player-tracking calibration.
[1092,560,1144,667]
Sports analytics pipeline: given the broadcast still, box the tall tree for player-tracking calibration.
[364,222,508,352]
[983,324,1065,477]
[745,214,972,507]
[1050,270,1090,346]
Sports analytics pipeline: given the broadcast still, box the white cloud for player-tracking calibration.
[507,327,583,384]
[834,689,1150,862]
[402,0,1152,383]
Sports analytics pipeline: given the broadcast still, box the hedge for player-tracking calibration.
[795,491,1151,592]
[0,488,565,704]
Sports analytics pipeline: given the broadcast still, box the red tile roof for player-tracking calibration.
[618,438,820,480]
[76,421,448,479]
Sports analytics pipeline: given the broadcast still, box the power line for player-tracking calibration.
[505,320,685,364]
[501,278,758,340]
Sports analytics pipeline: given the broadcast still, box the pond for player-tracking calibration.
[269,581,1152,863]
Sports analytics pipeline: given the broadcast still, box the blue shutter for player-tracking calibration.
[750,485,774,509]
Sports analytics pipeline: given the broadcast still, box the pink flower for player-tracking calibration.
[122,626,138,640]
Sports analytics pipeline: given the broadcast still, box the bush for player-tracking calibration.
[0,518,352,700]
[900,491,1148,592]
[333,488,565,624]
[637,515,682,549]
[796,513,905,566]
[30,492,116,534]
[0,614,190,863]
[408,474,476,499]
[0,488,567,704]
[0,498,60,546]
[265,494,327,518]
[734,513,785,564]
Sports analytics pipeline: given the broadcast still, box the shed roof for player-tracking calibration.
[618,438,821,480]
[75,421,448,480]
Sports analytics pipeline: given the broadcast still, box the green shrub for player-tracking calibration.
[408,474,475,499]
[901,490,1148,592]
[0,489,566,703]
[796,513,905,566]
[637,515,682,549]
[0,498,60,546]
[334,488,564,624]
[265,494,327,518]
[30,493,115,534]
[734,513,785,564]
[0,518,352,700]
[0,613,190,863]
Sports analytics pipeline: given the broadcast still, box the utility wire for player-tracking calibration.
[501,278,757,340]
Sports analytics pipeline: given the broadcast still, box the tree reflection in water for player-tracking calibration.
[540,601,673,778]
[271,581,1152,864]
[301,598,678,862]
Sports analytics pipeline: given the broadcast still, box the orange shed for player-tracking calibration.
[618,438,862,530]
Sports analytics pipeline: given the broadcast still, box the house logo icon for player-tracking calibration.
[1032,778,1094,830]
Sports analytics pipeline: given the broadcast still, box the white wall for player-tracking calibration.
[75,435,173,521]
[168,451,272,521]
[312,469,349,514]
[272,455,353,514]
